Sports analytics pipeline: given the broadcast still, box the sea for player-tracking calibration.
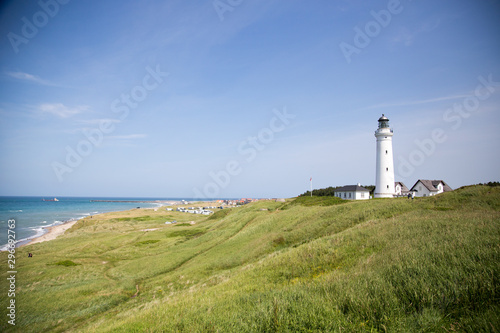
[0,196,196,250]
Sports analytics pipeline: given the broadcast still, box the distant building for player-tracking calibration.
[395,182,410,196]
[334,184,370,200]
[410,180,453,197]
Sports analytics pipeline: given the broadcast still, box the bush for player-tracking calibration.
[50,260,80,267]
[166,229,206,239]
[299,185,375,197]
[135,240,160,246]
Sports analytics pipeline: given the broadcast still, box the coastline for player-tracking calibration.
[21,220,78,247]
[13,199,210,248]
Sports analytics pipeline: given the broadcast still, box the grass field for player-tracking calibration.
[1,185,499,332]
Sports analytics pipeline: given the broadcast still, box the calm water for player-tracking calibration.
[0,196,194,250]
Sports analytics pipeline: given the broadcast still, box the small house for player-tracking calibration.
[410,180,453,197]
[334,184,370,200]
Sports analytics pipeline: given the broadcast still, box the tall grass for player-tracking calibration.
[1,185,498,332]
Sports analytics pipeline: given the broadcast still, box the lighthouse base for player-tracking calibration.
[374,193,395,198]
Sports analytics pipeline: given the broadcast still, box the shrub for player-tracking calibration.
[50,260,80,267]
[135,240,161,246]
[273,236,286,247]
[167,229,206,239]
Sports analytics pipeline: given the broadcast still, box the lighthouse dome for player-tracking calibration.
[378,114,389,122]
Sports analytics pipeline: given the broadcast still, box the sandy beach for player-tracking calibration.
[23,220,78,246]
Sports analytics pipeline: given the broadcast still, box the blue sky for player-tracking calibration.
[0,0,499,198]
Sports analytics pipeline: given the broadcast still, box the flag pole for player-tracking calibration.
[310,177,312,197]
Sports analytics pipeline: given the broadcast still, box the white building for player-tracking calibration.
[410,180,453,197]
[374,114,395,198]
[334,184,370,200]
[395,182,410,196]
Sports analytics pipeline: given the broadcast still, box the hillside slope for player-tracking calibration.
[1,185,499,332]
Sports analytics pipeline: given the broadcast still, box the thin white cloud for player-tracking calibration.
[39,103,90,118]
[7,71,53,86]
[107,134,147,140]
[101,134,148,148]
[392,27,415,46]
[391,19,441,47]
[359,94,471,111]
[420,19,441,33]
[78,118,121,125]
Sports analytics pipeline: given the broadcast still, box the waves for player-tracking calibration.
[0,197,170,250]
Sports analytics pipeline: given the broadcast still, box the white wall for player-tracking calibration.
[395,184,402,195]
[354,191,370,200]
[375,128,395,198]
[335,191,370,200]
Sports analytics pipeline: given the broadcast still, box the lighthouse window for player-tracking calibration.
[385,150,388,154]
[387,185,389,189]
[386,167,389,171]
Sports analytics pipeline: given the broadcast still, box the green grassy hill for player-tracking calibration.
[1,185,499,332]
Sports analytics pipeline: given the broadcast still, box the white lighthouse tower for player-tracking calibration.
[374,114,395,198]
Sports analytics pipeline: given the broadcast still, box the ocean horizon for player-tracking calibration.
[0,196,231,250]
